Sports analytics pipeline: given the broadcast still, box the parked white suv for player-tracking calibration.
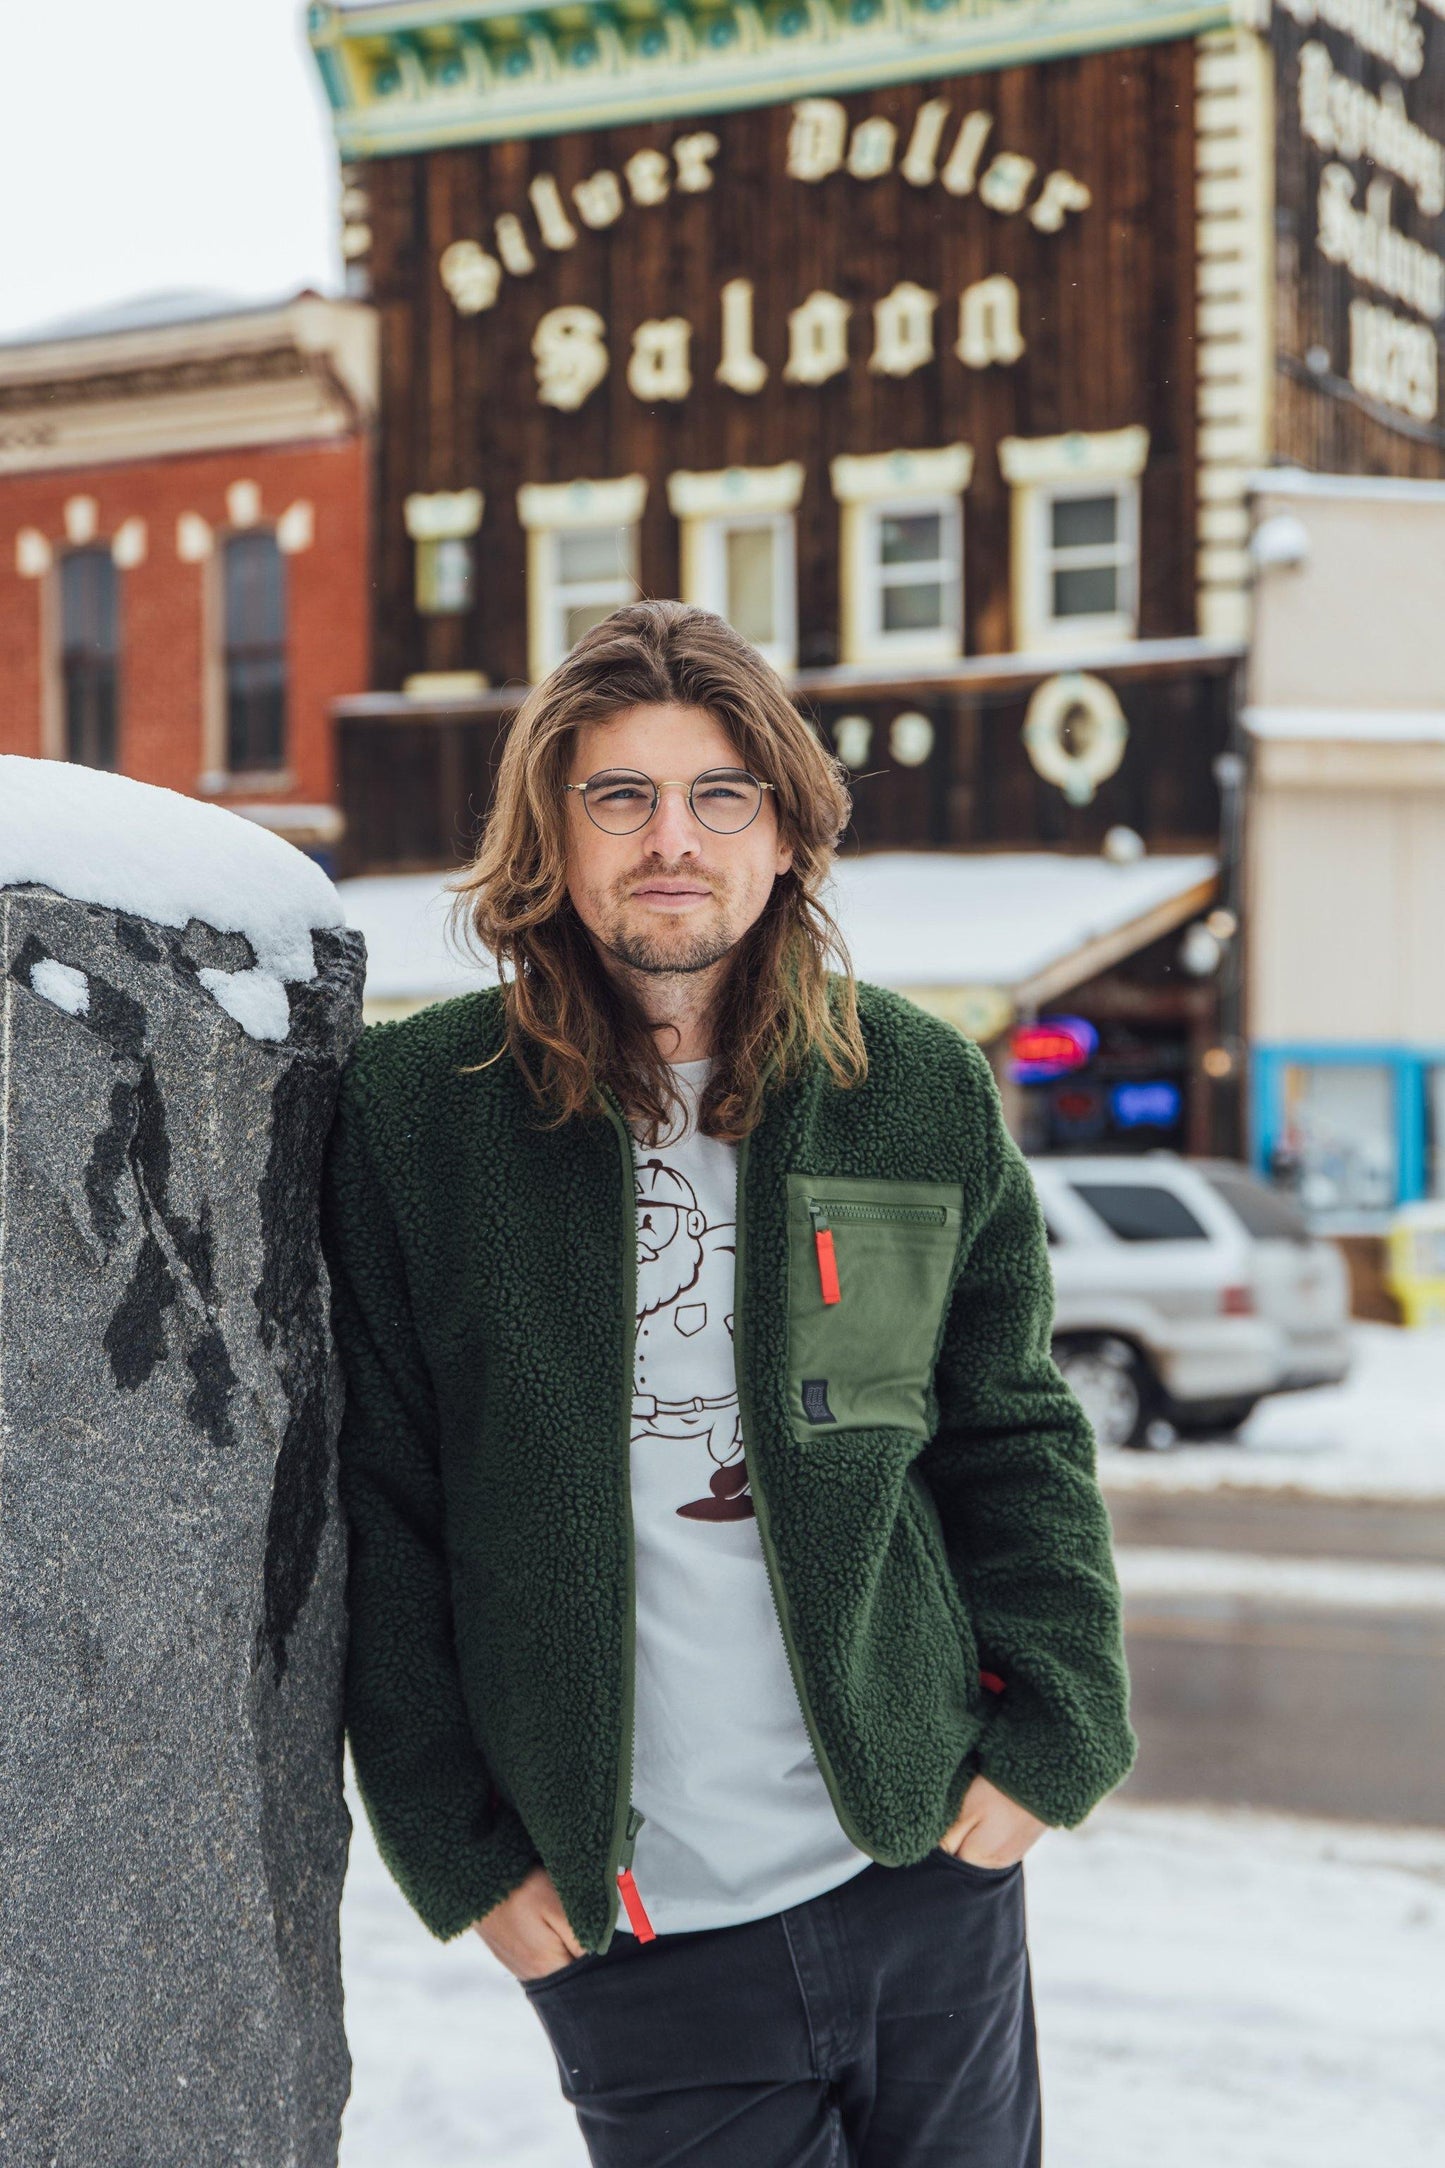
[1028,1152,1352,1449]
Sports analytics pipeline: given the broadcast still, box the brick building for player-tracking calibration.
[0,290,377,869]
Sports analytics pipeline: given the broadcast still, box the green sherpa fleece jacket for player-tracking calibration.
[319,978,1137,1951]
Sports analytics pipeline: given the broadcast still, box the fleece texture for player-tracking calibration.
[319,979,1137,1950]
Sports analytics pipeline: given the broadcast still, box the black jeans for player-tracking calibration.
[520,1848,1042,2166]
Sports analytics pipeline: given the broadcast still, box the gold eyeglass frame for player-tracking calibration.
[564,767,776,835]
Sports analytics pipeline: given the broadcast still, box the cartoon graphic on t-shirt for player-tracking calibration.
[633,1154,752,1521]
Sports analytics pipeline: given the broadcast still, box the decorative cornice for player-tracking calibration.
[307,0,1235,158]
[666,459,805,517]
[516,471,648,525]
[0,347,310,417]
[998,423,1149,485]
[830,441,974,500]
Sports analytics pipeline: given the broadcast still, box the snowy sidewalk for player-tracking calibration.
[337,1772,1445,2168]
[1100,1321,1445,1502]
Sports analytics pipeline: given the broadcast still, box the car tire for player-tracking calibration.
[1053,1334,1161,1451]
[1171,1399,1259,1439]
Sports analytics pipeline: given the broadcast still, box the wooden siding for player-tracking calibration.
[1272,12,1445,479]
[360,39,1200,691]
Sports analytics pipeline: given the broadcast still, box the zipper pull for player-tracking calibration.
[810,1204,842,1306]
[617,1807,657,1942]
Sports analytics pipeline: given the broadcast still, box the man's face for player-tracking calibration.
[564,703,793,978]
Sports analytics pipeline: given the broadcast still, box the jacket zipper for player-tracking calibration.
[738,1137,879,1860]
[807,1196,949,1305]
[596,1088,655,1951]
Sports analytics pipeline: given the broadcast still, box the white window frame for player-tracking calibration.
[998,426,1149,655]
[516,473,647,681]
[829,444,973,667]
[667,461,804,670]
[405,488,484,618]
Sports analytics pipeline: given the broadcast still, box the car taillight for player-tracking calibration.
[1221,1284,1255,1316]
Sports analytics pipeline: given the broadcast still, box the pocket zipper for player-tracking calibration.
[807,1198,950,1306]
[616,1805,656,1941]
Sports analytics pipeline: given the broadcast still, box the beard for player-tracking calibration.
[590,865,740,977]
[597,919,736,976]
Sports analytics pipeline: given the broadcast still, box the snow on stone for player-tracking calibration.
[196,967,295,1042]
[0,755,343,1043]
[336,1756,1445,2168]
[28,956,89,1017]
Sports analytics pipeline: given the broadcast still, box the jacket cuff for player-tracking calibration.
[372,1794,543,1945]
[972,1708,1139,1830]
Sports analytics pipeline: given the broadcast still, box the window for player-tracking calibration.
[1429,1067,1445,1201]
[405,488,483,616]
[830,444,973,666]
[1070,1182,1209,1242]
[998,426,1148,652]
[668,463,803,670]
[1201,1167,1312,1244]
[517,474,647,681]
[61,547,119,769]
[1277,1061,1396,1215]
[223,529,287,773]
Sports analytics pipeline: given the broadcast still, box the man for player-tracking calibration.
[320,599,1137,2166]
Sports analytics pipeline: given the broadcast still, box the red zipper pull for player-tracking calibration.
[811,1207,842,1305]
[979,1668,1006,1695]
[617,1868,656,1941]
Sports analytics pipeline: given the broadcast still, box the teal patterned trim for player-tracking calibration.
[307,0,1233,158]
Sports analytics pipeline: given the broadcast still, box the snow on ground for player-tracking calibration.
[337,1767,1445,2168]
[1099,1321,1445,1501]
[0,753,342,1040]
[336,871,490,1006]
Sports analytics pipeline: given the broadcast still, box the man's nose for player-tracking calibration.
[643,784,703,857]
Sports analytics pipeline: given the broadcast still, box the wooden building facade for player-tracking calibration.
[309,0,1257,1154]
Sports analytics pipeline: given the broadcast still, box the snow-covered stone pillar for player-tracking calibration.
[0,756,365,2165]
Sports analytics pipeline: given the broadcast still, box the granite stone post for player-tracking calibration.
[0,798,366,2163]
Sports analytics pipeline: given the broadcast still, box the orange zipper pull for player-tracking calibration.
[617,1868,656,1941]
[810,1206,842,1305]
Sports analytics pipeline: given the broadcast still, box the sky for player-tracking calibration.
[0,0,341,341]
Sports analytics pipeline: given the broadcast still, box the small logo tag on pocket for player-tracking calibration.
[801,1378,836,1424]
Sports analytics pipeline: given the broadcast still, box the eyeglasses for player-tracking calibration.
[565,766,775,836]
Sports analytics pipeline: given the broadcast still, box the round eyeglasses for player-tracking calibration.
[565,767,775,836]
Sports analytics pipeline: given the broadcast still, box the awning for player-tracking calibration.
[338,850,1219,1034]
[824,851,1218,1033]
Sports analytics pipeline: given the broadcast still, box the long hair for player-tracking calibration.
[446,599,867,1143]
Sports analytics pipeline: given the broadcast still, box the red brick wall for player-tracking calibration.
[0,434,370,812]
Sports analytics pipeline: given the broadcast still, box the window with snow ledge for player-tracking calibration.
[517,474,646,682]
[830,445,972,668]
[998,426,1148,655]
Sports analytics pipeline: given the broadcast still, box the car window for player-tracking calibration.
[1200,1168,1311,1243]
[1069,1181,1209,1242]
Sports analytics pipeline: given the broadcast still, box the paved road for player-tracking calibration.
[1102,1486,1445,1825]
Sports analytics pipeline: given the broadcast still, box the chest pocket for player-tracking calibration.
[785,1173,965,1440]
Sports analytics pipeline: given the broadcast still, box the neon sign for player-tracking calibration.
[1009,1016,1097,1084]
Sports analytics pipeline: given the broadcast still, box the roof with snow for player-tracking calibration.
[0,289,318,350]
[337,848,1219,1030]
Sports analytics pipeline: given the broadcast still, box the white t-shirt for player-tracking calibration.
[614,1056,873,1934]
